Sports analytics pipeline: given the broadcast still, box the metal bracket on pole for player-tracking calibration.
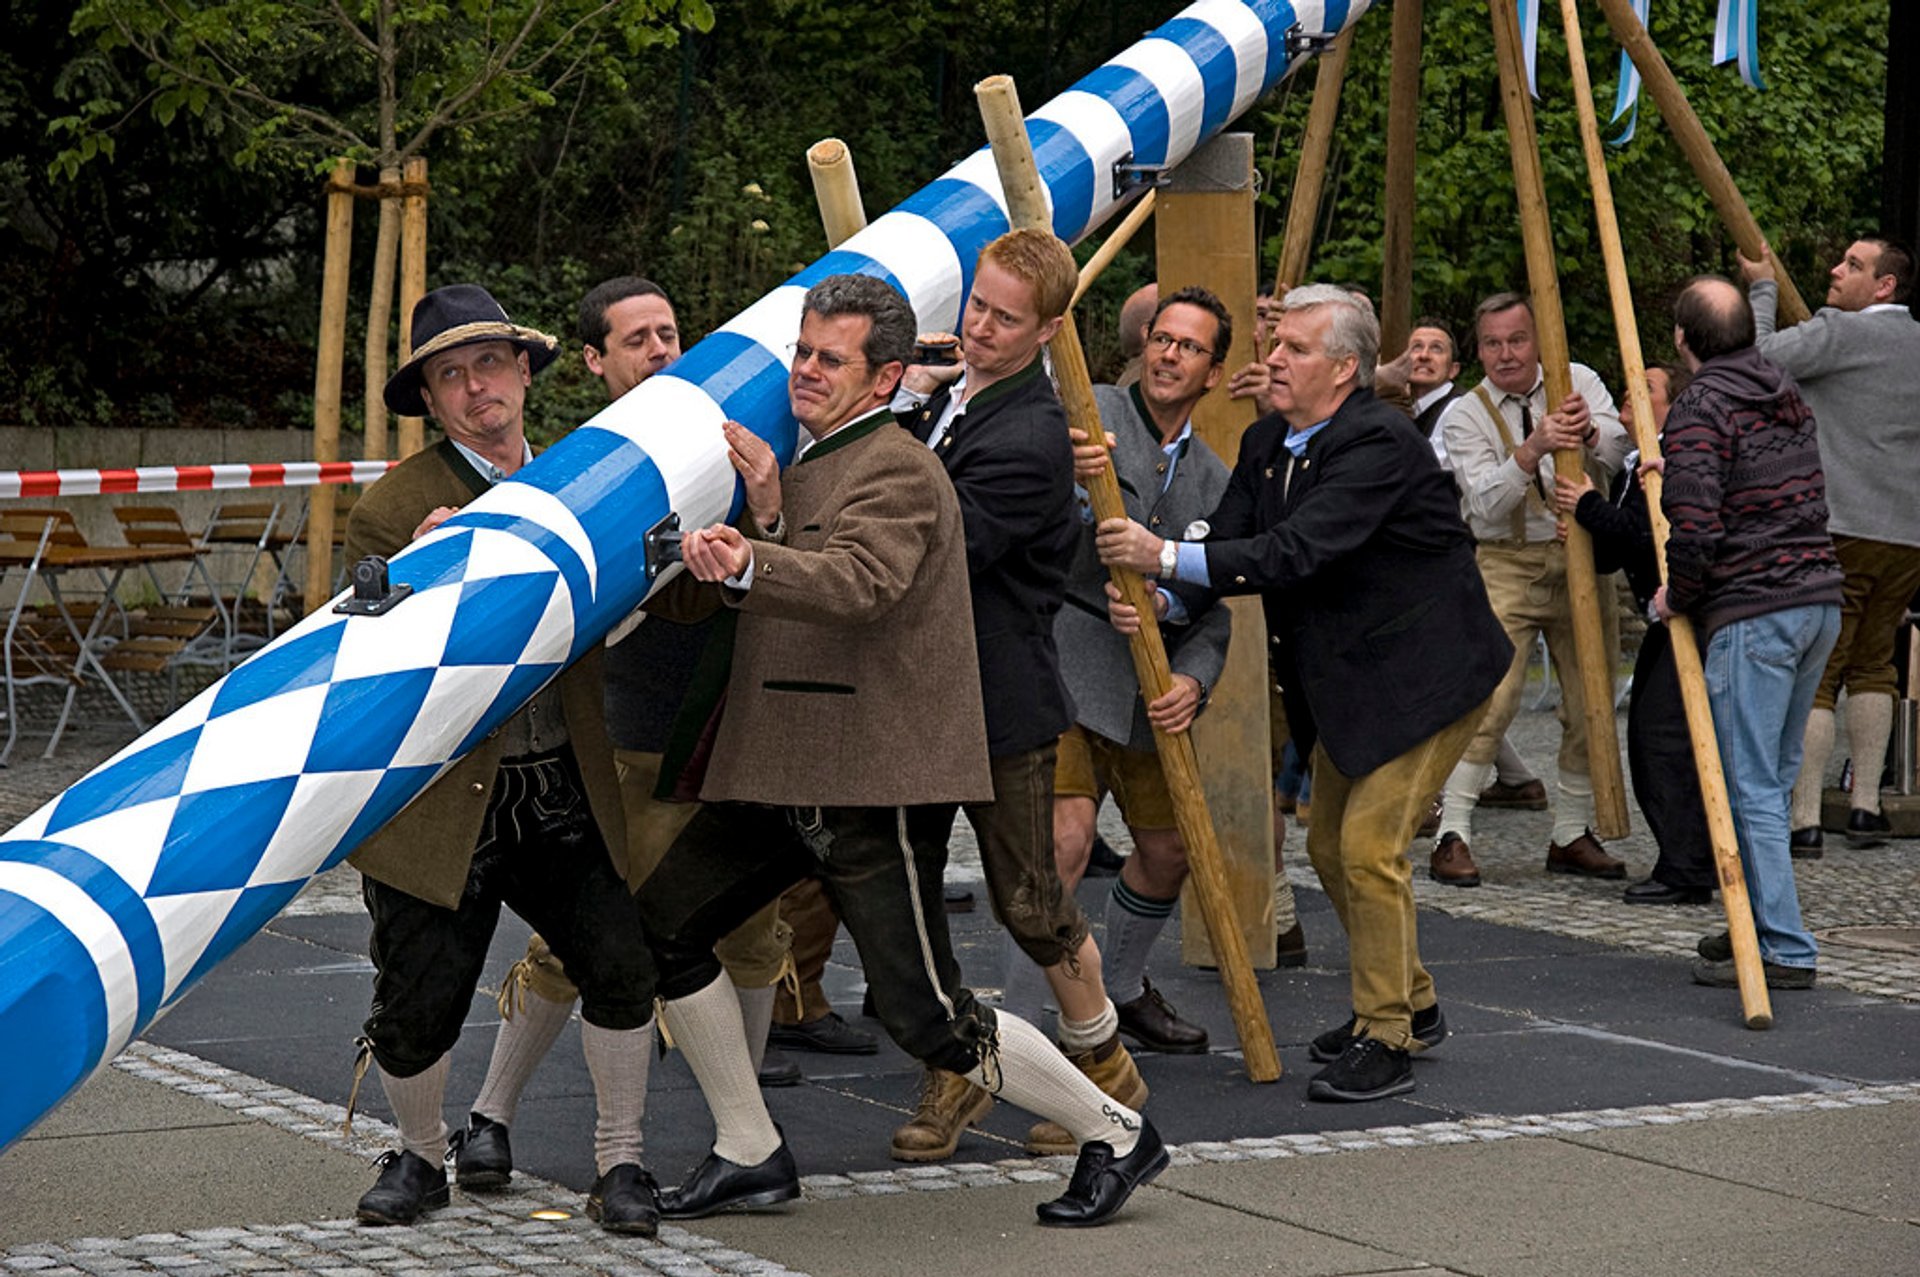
[1111,154,1171,201]
[644,512,683,582]
[1285,25,1340,58]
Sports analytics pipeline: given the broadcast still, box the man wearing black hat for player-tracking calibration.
[344,284,662,1235]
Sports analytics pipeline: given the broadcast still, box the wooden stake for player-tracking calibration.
[1273,28,1353,300]
[1487,0,1631,839]
[1558,0,1771,1028]
[1071,190,1156,308]
[396,156,430,459]
[305,160,355,617]
[1592,0,1811,326]
[1380,0,1425,358]
[362,166,401,462]
[806,139,868,250]
[975,74,1281,1083]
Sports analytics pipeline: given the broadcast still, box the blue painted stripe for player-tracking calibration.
[149,778,303,896]
[789,250,905,299]
[172,879,308,1000]
[306,668,440,774]
[1159,17,1240,142]
[0,840,166,1028]
[895,178,1012,307]
[1077,66,1172,166]
[1248,0,1296,86]
[1028,118,1097,242]
[0,894,107,1149]
[44,727,201,836]
[211,624,343,719]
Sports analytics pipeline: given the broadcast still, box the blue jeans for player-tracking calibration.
[1703,604,1841,968]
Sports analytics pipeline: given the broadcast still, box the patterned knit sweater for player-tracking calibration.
[1661,346,1843,635]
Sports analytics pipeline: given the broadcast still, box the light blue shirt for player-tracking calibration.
[1164,417,1329,592]
[448,437,533,485]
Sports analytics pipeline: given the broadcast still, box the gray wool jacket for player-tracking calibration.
[1752,278,1920,548]
[1054,383,1231,750]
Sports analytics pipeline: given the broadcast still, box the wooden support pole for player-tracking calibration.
[362,166,402,462]
[1071,190,1156,308]
[975,74,1281,1083]
[1592,0,1811,326]
[1272,28,1353,300]
[1558,0,1772,1028]
[305,160,355,617]
[396,156,430,459]
[1487,0,1631,839]
[806,139,868,250]
[1155,135,1276,972]
[1380,0,1425,359]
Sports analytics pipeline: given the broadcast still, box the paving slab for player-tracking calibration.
[690,1179,1410,1277]
[1477,1217,1920,1277]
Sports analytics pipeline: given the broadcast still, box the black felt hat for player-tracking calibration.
[383,284,561,416]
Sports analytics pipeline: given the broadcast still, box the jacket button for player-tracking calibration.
[1264,467,1274,479]
[469,782,485,795]
[1150,516,1162,527]
[1235,575,1247,585]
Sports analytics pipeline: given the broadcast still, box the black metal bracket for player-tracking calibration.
[644,512,683,582]
[1112,152,1172,202]
[334,554,413,617]
[1285,24,1339,59]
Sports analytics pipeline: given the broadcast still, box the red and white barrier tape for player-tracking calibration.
[0,459,395,500]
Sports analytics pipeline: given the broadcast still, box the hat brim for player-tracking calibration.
[383,321,562,417]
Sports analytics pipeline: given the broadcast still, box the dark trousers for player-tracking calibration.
[363,751,657,1077]
[638,802,995,1075]
[1627,624,1715,890]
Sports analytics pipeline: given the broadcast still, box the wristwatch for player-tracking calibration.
[1158,537,1179,580]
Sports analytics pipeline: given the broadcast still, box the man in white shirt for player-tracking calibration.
[1433,293,1631,887]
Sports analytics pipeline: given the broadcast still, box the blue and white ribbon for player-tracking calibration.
[0,0,1381,1154]
[1607,0,1651,144]
[1712,0,1766,90]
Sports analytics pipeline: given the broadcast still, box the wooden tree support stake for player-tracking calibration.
[304,160,355,617]
[362,166,402,462]
[1380,0,1426,359]
[1273,28,1353,302]
[807,139,868,250]
[1558,0,1771,1027]
[1487,0,1631,840]
[397,156,430,459]
[975,73,1281,1083]
[1592,0,1810,326]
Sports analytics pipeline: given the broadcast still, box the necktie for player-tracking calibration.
[1515,396,1534,439]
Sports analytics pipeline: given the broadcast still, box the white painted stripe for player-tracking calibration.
[1110,39,1209,170]
[146,887,242,1002]
[472,486,599,600]
[329,569,462,682]
[180,683,330,795]
[716,284,809,360]
[1188,0,1274,121]
[1031,90,1134,232]
[0,863,140,1060]
[945,150,1018,224]
[247,770,384,888]
[841,211,968,332]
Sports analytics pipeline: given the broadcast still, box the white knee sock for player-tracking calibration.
[1552,771,1593,847]
[1439,758,1492,842]
[968,1011,1139,1156]
[581,1020,653,1176]
[661,975,781,1167]
[1494,734,1537,785]
[1791,707,1836,829]
[378,1056,450,1164]
[1273,870,1298,935]
[999,932,1053,1025]
[1847,693,1894,814]
[734,981,776,1076]
[472,988,574,1127]
[1055,998,1118,1053]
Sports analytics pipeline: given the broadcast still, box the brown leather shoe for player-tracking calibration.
[890,1067,993,1163]
[1027,1034,1149,1155]
[1429,833,1481,887]
[1416,793,1443,839]
[1546,832,1626,879]
[1275,921,1309,968]
[1478,778,1549,810]
[1115,976,1209,1054]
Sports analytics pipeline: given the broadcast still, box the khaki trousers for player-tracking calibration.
[1461,541,1618,776]
[1308,698,1488,1049]
[1815,535,1920,707]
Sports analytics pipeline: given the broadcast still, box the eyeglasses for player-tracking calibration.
[790,340,867,372]
[1147,331,1214,361]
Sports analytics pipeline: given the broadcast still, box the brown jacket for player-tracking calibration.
[688,412,992,808]
[343,441,627,908]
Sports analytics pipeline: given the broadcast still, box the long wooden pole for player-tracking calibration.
[1272,28,1353,300]
[362,166,401,462]
[1592,0,1811,326]
[1559,0,1771,1028]
[1071,190,1156,307]
[806,138,867,250]
[1487,0,1631,839]
[396,156,430,459]
[976,74,1280,1083]
[1380,0,1425,359]
[304,161,355,616]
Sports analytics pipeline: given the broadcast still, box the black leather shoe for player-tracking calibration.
[1790,827,1824,860]
[1275,921,1309,969]
[356,1150,449,1225]
[1308,1003,1446,1063]
[1115,977,1209,1054]
[1034,1117,1168,1227]
[768,1010,878,1055]
[1307,1036,1414,1102]
[944,885,975,913]
[1697,931,1732,962]
[1846,809,1892,848]
[658,1142,801,1219]
[1623,878,1712,906]
[758,1046,802,1088]
[585,1163,661,1236]
[450,1112,511,1191]
[1086,835,1126,878]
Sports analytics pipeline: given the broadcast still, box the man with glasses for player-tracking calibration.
[631,273,1166,1228]
[1053,286,1234,1060]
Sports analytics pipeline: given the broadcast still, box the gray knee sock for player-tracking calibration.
[581,1020,653,1176]
[661,975,781,1167]
[1791,707,1836,828]
[1103,879,1174,1002]
[472,988,573,1127]
[1847,693,1894,815]
[378,1056,450,1164]
[734,981,776,1076]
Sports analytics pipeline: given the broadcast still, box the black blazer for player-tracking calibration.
[1202,389,1513,777]
[1412,383,1465,439]
[902,359,1079,757]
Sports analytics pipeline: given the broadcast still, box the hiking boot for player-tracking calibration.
[1027,1034,1149,1155]
[889,1067,993,1163]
